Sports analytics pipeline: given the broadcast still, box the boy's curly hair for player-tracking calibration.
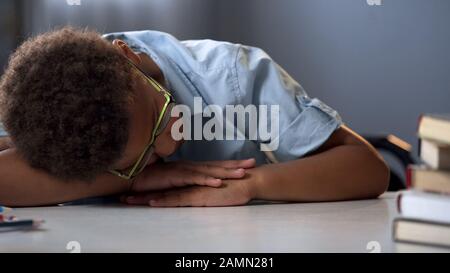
[0,27,134,181]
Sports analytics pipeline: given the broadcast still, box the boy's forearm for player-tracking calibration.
[0,148,130,207]
[249,144,389,202]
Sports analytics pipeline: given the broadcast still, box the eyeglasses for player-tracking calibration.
[108,59,175,180]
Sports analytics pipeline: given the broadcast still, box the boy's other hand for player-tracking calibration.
[129,159,256,192]
[122,169,258,207]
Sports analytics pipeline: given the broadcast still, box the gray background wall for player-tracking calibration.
[1,0,449,156]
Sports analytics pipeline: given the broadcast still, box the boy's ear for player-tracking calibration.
[112,39,141,65]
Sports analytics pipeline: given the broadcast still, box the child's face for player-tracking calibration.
[113,72,183,171]
[111,41,182,171]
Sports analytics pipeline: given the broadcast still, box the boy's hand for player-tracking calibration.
[129,159,256,192]
[123,171,258,207]
[122,167,260,207]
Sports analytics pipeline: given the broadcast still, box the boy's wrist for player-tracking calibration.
[244,167,265,200]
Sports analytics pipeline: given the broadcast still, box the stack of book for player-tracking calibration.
[393,114,450,248]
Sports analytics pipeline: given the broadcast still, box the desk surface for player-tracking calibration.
[0,192,448,253]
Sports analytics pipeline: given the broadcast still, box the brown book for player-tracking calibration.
[418,114,450,145]
[420,139,450,170]
[407,165,450,195]
[393,218,450,249]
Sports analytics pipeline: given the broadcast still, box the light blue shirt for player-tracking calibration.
[103,30,342,165]
[0,30,342,166]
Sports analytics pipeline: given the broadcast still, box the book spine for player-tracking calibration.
[417,114,423,137]
[406,165,412,188]
[396,192,403,214]
[418,138,421,163]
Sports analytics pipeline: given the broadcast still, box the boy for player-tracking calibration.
[0,27,389,207]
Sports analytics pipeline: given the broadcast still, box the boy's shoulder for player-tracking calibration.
[103,30,242,70]
[180,38,241,69]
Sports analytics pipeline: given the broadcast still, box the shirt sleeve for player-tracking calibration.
[235,45,343,162]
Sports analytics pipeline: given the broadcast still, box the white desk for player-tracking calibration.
[0,193,448,252]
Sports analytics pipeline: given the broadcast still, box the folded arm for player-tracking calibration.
[0,146,130,207]
[123,125,390,207]
[250,125,390,202]
[0,137,253,207]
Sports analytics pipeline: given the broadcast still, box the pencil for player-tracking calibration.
[0,219,44,229]
[0,206,12,213]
